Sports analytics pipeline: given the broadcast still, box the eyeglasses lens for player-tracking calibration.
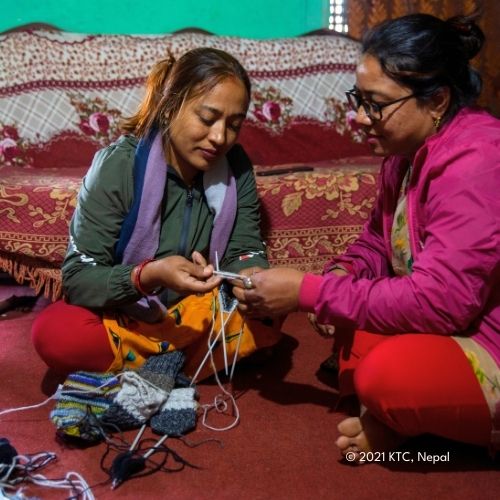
[346,91,382,121]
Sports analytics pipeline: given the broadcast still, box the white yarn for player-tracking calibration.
[0,452,94,500]
[0,386,63,417]
[195,295,242,432]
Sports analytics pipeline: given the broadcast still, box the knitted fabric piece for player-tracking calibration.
[138,350,185,393]
[50,371,121,441]
[151,387,198,436]
[102,351,185,430]
[101,371,168,430]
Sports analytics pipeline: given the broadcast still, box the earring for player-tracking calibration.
[433,116,442,130]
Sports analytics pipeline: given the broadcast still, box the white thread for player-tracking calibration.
[0,392,59,417]
[197,294,242,431]
[189,304,236,386]
[0,452,94,500]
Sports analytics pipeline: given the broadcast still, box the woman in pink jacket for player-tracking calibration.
[234,13,500,460]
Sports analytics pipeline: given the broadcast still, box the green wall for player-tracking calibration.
[0,0,327,38]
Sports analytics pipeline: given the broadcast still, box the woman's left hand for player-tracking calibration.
[232,267,305,317]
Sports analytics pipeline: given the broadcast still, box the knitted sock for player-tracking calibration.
[138,350,185,392]
[150,387,198,436]
[50,371,121,442]
[102,351,185,430]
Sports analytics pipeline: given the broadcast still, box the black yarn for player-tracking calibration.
[0,437,17,465]
[110,451,148,489]
[100,435,200,489]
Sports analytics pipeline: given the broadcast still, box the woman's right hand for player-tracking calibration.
[133,252,221,295]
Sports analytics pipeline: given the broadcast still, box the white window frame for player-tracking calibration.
[328,0,348,33]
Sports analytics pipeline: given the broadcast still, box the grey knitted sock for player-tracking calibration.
[138,350,185,393]
[101,351,185,430]
[150,387,198,436]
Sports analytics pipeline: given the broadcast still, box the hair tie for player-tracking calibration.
[449,20,473,34]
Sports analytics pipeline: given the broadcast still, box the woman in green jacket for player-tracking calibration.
[32,47,281,380]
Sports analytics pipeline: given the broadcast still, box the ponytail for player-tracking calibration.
[121,50,176,137]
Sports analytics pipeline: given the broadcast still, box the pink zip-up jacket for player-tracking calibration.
[299,107,500,365]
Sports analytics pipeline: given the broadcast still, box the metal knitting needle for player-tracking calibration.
[189,310,234,385]
[215,251,229,375]
[142,434,169,459]
[229,325,243,380]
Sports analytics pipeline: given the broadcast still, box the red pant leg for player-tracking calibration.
[31,300,114,373]
[335,328,391,396]
[353,334,492,447]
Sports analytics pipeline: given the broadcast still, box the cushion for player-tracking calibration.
[255,156,381,273]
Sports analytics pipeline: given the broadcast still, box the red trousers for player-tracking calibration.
[32,301,115,373]
[335,329,492,447]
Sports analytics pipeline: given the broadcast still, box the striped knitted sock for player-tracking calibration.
[101,351,185,430]
[50,371,121,442]
[150,387,198,436]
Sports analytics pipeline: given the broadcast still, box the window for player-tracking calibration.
[328,0,348,33]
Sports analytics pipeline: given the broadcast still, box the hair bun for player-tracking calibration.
[446,15,485,60]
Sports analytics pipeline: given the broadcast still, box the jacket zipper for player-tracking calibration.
[179,188,193,257]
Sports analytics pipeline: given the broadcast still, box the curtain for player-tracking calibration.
[347,0,500,116]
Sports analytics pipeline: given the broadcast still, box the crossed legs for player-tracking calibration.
[334,332,492,460]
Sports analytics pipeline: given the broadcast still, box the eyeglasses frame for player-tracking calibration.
[345,87,418,121]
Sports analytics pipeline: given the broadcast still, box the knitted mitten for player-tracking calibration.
[101,351,185,430]
[50,371,121,442]
[150,387,198,436]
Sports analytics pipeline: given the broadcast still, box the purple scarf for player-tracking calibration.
[120,131,237,322]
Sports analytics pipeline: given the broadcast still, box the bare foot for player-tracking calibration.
[335,411,406,463]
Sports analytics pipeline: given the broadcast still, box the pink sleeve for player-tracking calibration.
[298,273,323,312]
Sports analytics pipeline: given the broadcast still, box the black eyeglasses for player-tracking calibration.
[345,88,417,121]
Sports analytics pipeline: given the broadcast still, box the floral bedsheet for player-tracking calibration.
[0,158,380,299]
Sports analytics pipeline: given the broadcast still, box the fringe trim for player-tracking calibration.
[0,253,62,301]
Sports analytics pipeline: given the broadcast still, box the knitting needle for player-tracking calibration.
[189,310,234,385]
[142,434,169,459]
[229,326,243,380]
[110,424,147,489]
[110,430,167,489]
[215,252,229,375]
[129,423,146,451]
[212,270,247,282]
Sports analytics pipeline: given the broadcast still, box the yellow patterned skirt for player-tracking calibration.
[102,289,282,381]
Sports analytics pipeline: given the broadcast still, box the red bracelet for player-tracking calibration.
[132,258,162,296]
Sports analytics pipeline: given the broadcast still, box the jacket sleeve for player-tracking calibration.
[221,144,269,272]
[62,141,142,308]
[313,144,500,334]
[323,159,393,279]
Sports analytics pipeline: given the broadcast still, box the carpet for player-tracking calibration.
[0,282,499,499]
